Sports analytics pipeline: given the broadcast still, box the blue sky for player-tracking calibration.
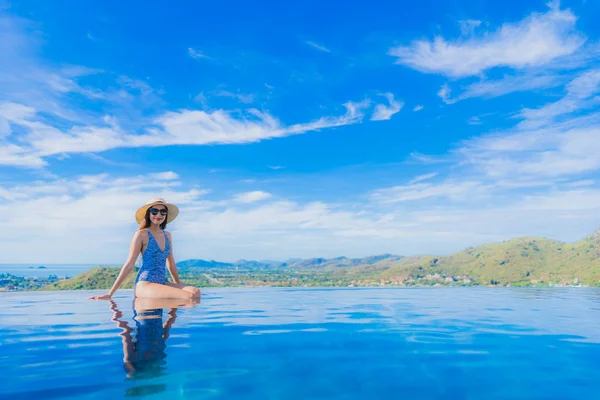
[1,0,600,264]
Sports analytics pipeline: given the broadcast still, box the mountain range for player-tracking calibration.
[176,254,404,270]
[177,229,600,286]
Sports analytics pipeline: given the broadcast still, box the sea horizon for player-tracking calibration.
[0,264,116,278]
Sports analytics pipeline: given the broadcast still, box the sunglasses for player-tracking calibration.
[149,207,168,216]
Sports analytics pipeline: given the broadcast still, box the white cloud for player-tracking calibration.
[193,92,210,109]
[0,119,9,138]
[212,89,255,104]
[567,180,595,188]
[459,123,600,180]
[305,41,331,53]
[519,69,600,128]
[371,180,487,203]
[116,75,160,104]
[437,84,454,104]
[446,73,565,103]
[565,68,600,98]
[233,191,273,203]
[0,102,36,138]
[153,100,370,146]
[409,172,438,184]
[468,116,482,125]
[456,71,600,181]
[148,171,180,181]
[0,143,47,167]
[443,65,599,172]
[166,188,600,260]
[147,109,281,146]
[0,173,213,263]
[389,3,586,77]
[459,20,482,36]
[0,102,36,121]
[413,105,424,112]
[0,98,379,167]
[3,170,600,263]
[498,127,599,177]
[188,47,212,60]
[284,100,371,134]
[408,152,451,165]
[370,93,403,121]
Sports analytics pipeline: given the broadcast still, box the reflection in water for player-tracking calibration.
[109,298,199,396]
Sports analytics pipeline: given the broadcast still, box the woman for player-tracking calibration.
[89,198,201,300]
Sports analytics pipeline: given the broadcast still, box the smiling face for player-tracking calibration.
[147,204,168,226]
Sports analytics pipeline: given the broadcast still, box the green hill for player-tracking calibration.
[373,230,600,286]
[43,267,137,291]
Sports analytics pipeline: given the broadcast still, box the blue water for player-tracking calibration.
[0,264,100,278]
[1,288,599,399]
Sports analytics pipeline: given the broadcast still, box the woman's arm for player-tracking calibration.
[89,231,143,300]
[162,307,179,340]
[166,231,181,284]
[108,300,135,370]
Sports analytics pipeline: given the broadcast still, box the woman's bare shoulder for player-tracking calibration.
[133,229,148,241]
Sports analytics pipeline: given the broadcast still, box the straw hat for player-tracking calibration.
[135,197,179,224]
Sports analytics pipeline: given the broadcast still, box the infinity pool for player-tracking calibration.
[1,288,599,399]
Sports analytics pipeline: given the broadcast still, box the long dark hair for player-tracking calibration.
[138,206,168,231]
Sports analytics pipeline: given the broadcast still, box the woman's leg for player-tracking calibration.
[134,297,199,312]
[135,281,198,299]
[165,282,201,298]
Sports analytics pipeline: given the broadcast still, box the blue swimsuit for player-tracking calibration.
[129,307,168,378]
[135,229,171,285]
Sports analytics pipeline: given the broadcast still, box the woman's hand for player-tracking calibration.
[89,293,112,300]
